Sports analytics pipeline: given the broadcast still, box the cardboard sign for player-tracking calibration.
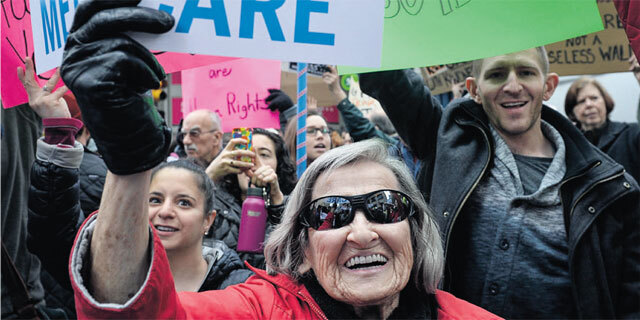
[545,0,633,76]
[347,77,383,116]
[340,0,604,74]
[421,62,473,95]
[30,0,385,74]
[181,59,281,131]
[287,62,329,77]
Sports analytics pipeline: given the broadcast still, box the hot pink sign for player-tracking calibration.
[171,97,183,125]
[181,59,281,132]
[153,52,236,75]
[321,105,340,123]
[1,1,59,109]
[0,0,235,110]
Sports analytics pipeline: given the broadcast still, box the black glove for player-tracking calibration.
[60,0,174,175]
[265,89,294,113]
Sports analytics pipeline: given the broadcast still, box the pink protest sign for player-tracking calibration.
[171,97,183,125]
[153,52,237,75]
[181,59,281,132]
[1,0,59,109]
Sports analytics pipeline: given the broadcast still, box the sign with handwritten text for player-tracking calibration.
[347,76,383,116]
[1,0,60,108]
[340,0,604,74]
[181,59,281,131]
[420,62,473,95]
[545,0,632,76]
[30,0,384,74]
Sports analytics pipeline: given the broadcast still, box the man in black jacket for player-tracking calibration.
[360,47,639,319]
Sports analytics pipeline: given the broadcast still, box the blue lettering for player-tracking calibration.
[158,3,175,15]
[40,0,62,54]
[58,0,70,40]
[175,0,230,37]
[294,0,334,46]
[239,0,285,41]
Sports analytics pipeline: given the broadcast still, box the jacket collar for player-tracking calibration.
[452,99,614,179]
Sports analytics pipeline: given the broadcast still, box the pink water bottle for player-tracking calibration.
[237,187,268,253]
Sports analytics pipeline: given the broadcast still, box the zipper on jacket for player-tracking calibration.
[444,123,491,253]
[298,291,328,320]
[568,169,624,219]
[558,161,601,207]
[563,165,626,317]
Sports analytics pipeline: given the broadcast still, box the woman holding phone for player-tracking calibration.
[204,128,297,268]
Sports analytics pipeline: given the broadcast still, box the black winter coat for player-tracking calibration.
[359,69,640,319]
[78,148,106,217]
[199,239,253,291]
[28,157,82,318]
[583,120,640,183]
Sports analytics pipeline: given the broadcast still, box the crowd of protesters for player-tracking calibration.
[1,1,639,319]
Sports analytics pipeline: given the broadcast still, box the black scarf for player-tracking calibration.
[300,272,438,319]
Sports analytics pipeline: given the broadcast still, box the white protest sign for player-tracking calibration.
[30,0,384,74]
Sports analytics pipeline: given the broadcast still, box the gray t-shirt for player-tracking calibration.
[513,154,552,195]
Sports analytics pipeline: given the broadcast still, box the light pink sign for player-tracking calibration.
[1,1,59,109]
[181,59,281,132]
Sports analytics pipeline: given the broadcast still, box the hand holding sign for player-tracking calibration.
[60,0,173,175]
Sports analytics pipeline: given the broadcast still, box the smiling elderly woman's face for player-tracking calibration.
[302,160,414,307]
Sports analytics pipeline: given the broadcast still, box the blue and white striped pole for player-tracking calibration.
[296,63,308,179]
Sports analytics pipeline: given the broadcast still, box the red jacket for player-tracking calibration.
[70,215,501,319]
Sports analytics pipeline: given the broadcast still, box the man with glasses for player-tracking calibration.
[180,110,223,168]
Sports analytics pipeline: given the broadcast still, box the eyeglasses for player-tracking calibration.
[299,189,416,231]
[178,129,217,141]
[306,127,330,136]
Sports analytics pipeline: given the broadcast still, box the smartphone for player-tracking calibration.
[232,128,253,163]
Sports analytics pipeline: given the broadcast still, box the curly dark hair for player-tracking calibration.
[220,128,298,201]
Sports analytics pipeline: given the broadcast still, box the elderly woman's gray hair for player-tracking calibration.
[264,139,444,293]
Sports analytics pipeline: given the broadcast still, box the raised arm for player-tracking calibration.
[323,66,395,144]
[59,0,174,303]
[358,69,444,160]
[19,58,82,291]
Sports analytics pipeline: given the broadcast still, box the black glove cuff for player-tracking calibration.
[76,95,172,175]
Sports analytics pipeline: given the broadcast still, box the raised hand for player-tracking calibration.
[18,57,69,119]
[322,65,347,101]
[265,89,294,113]
[60,0,174,175]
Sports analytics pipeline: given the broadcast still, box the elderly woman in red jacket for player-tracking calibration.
[62,1,499,319]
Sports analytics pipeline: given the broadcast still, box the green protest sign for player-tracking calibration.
[340,0,603,74]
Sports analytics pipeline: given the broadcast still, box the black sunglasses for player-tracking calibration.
[299,189,416,231]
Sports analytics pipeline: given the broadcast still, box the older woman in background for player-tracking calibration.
[564,77,640,181]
